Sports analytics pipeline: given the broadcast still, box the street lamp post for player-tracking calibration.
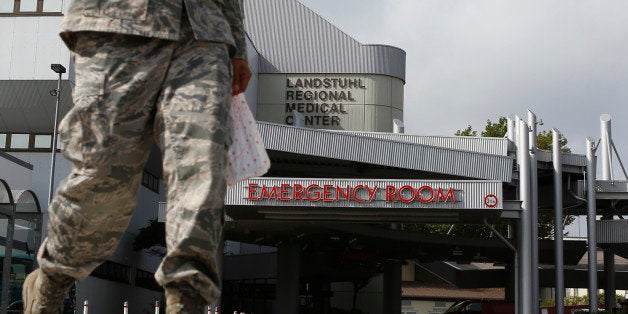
[48,64,66,204]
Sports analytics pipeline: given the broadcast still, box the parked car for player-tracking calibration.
[444,300,601,314]
[444,300,514,314]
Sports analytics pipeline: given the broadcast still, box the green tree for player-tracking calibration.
[480,116,508,137]
[537,130,571,153]
[456,116,571,153]
[455,125,477,136]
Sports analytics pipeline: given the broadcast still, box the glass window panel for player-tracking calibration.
[19,0,38,12]
[10,134,29,149]
[43,0,63,12]
[0,134,6,149]
[34,135,52,148]
[0,1,14,13]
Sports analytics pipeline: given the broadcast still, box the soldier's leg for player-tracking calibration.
[153,30,232,311]
[34,31,175,301]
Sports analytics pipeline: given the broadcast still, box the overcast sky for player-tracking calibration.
[299,0,628,159]
[298,1,628,236]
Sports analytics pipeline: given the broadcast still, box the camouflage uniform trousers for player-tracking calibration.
[37,18,232,307]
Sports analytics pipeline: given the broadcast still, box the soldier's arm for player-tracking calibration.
[224,0,251,94]
[224,0,247,61]
[232,58,251,95]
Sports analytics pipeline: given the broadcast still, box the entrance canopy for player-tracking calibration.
[0,179,42,220]
[227,178,506,223]
[0,179,42,253]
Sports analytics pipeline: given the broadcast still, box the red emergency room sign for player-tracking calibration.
[247,183,456,204]
[226,178,502,210]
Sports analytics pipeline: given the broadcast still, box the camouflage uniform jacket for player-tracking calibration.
[59,0,247,60]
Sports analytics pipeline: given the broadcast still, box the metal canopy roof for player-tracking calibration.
[224,221,587,266]
[329,130,511,156]
[257,122,514,182]
[0,80,73,133]
[243,0,406,81]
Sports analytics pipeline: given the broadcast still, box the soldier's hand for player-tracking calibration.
[232,58,251,95]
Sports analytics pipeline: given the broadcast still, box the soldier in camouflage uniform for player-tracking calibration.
[22,0,251,313]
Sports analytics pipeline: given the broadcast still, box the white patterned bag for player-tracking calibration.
[225,94,271,186]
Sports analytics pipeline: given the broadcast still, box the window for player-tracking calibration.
[0,0,63,15]
[1,133,59,151]
[0,2,13,13]
[90,260,131,284]
[10,134,29,149]
[142,171,160,193]
[33,135,52,149]
[20,0,38,12]
[134,269,162,292]
[0,134,6,149]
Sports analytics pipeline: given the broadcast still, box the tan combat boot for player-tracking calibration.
[165,284,206,314]
[23,269,73,314]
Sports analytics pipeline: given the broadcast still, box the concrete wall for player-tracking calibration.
[9,152,70,214]
[0,154,32,191]
[330,275,384,314]
[257,73,404,132]
[0,2,71,81]
[330,275,457,314]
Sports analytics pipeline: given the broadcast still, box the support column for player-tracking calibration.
[277,243,300,314]
[553,129,565,314]
[528,111,540,314]
[505,260,516,302]
[0,205,16,314]
[517,118,533,314]
[383,260,402,314]
[600,114,616,311]
[586,137,599,312]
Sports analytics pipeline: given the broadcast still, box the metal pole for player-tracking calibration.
[391,120,404,230]
[507,117,515,142]
[586,137,599,312]
[528,110,539,314]
[48,71,63,204]
[599,114,616,310]
[513,117,521,314]
[600,114,612,180]
[518,118,533,314]
[553,129,565,314]
[0,205,16,314]
[393,119,404,134]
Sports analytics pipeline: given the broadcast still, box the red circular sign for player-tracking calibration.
[484,194,498,208]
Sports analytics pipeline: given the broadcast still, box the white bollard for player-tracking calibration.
[155,301,160,314]
[83,300,89,314]
[215,306,220,313]
[123,301,129,314]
